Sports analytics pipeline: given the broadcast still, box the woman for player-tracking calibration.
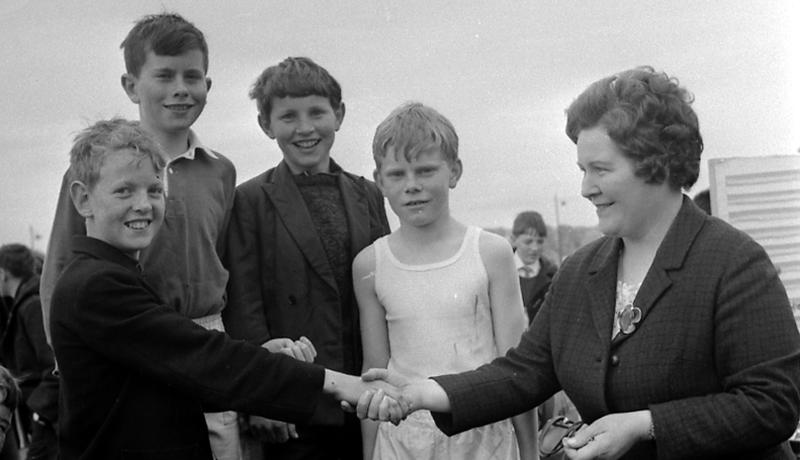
[358,67,800,459]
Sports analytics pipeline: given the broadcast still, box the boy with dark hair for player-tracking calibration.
[52,118,394,460]
[223,56,390,459]
[40,12,245,459]
[510,210,558,325]
[0,244,57,460]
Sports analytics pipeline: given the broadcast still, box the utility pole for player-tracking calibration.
[28,225,41,252]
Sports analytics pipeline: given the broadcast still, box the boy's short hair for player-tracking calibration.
[120,13,209,77]
[0,244,35,280]
[372,102,459,169]
[565,66,703,191]
[512,211,547,238]
[69,118,167,190]
[249,57,342,119]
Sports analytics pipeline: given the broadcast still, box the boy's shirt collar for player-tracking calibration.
[514,251,541,277]
[170,130,218,162]
[163,130,218,195]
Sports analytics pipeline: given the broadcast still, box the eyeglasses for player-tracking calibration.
[539,416,585,458]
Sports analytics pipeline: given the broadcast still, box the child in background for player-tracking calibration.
[510,211,558,325]
[354,102,535,459]
[223,57,389,459]
[0,365,20,453]
[51,118,395,460]
[0,244,58,460]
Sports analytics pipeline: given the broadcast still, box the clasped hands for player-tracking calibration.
[346,368,412,425]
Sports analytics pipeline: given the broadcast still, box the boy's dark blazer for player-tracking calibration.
[223,159,390,425]
[520,256,557,324]
[431,197,800,459]
[51,237,324,460]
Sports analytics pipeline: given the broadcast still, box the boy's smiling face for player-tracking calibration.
[261,95,344,174]
[122,49,211,137]
[73,149,165,259]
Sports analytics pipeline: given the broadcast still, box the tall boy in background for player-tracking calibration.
[40,13,242,459]
[224,57,390,459]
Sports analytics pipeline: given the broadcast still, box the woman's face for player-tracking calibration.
[576,126,669,240]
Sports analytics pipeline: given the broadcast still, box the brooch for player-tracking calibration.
[616,303,642,335]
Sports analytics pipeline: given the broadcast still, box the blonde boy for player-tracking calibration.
[354,103,537,459]
[51,118,394,460]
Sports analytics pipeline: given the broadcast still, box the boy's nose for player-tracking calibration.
[172,78,189,97]
[296,117,314,134]
[131,191,153,212]
[403,175,422,192]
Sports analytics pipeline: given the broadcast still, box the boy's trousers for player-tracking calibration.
[195,313,243,460]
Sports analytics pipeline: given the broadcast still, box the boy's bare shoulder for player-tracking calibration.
[353,241,378,272]
[478,229,513,253]
[477,228,514,269]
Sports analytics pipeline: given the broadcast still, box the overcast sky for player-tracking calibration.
[1,0,798,251]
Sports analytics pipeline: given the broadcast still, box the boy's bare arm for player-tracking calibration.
[353,245,391,460]
[479,231,538,459]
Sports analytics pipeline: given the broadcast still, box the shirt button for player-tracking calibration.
[610,355,620,366]
[168,167,174,174]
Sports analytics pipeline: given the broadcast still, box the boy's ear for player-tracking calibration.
[257,114,275,139]
[372,168,384,193]
[205,77,212,93]
[69,181,93,219]
[449,159,463,189]
[121,73,140,104]
[334,103,346,131]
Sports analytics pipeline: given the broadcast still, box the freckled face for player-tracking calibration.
[83,150,165,258]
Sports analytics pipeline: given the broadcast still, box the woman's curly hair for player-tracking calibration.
[565,66,703,190]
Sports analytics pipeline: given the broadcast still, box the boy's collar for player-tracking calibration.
[514,251,541,272]
[71,236,143,274]
[170,130,218,162]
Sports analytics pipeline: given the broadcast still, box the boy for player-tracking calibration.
[0,244,57,460]
[51,118,396,460]
[223,57,390,459]
[39,13,243,459]
[0,365,20,452]
[353,102,536,459]
[509,211,558,325]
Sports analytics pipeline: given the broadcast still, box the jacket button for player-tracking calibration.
[610,355,620,366]
[288,295,297,305]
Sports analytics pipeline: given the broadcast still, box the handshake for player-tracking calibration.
[340,368,414,425]
[251,337,439,442]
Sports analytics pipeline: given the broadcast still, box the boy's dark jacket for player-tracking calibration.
[520,257,558,324]
[223,159,390,425]
[51,236,325,460]
[0,275,59,425]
